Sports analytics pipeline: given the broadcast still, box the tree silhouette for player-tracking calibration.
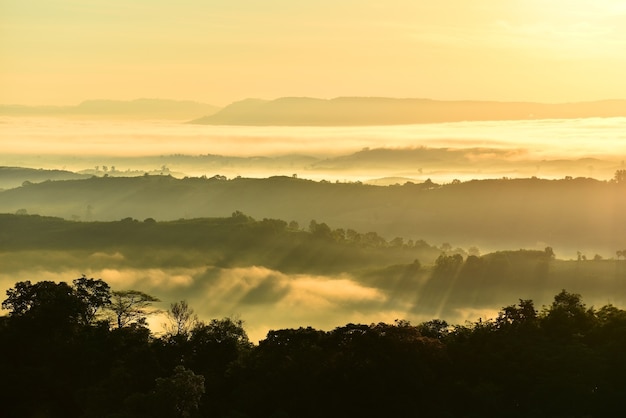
[542,289,594,338]
[613,169,626,184]
[153,366,205,418]
[164,300,198,338]
[109,290,160,328]
[2,280,85,329]
[72,275,111,325]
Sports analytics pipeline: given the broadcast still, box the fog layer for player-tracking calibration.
[2,116,626,182]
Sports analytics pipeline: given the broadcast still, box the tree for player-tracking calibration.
[496,299,537,328]
[73,275,111,325]
[422,178,436,188]
[542,290,594,338]
[2,278,112,327]
[164,300,199,338]
[417,319,449,339]
[186,317,252,412]
[230,210,251,222]
[548,290,586,317]
[190,317,251,347]
[308,220,332,239]
[2,280,83,323]
[390,237,404,247]
[109,290,160,329]
[362,231,385,247]
[435,253,464,271]
[154,366,205,418]
[614,169,626,184]
[332,228,346,242]
[440,242,452,253]
[346,228,361,243]
[2,280,40,316]
[188,317,252,374]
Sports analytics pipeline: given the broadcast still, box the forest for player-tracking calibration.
[2,174,626,257]
[2,276,625,418]
[2,212,626,326]
[3,171,626,416]
[5,0,626,415]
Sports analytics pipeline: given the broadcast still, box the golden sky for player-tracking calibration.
[2,0,626,106]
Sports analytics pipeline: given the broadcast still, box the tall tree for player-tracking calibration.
[164,300,199,338]
[72,275,111,325]
[108,290,160,329]
[614,169,626,184]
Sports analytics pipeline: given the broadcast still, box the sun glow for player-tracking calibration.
[1,1,625,105]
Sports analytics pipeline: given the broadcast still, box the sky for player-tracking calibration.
[2,0,626,106]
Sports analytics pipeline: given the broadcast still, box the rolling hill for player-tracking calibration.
[1,175,624,256]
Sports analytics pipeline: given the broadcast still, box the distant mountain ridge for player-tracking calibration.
[0,98,220,119]
[4,96,625,124]
[190,97,626,126]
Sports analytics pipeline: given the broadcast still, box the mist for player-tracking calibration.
[2,116,626,183]
[3,248,625,343]
[3,115,626,340]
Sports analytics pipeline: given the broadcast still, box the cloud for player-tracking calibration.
[191,266,386,312]
[283,276,387,309]
[89,251,125,261]
[3,254,626,343]
[96,267,200,290]
[492,20,624,59]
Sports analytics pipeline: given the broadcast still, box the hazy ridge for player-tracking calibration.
[190,97,626,126]
[0,166,91,190]
[3,212,626,333]
[2,174,625,257]
[0,98,220,120]
[5,97,626,125]
[4,143,621,190]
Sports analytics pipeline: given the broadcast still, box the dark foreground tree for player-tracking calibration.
[1,278,112,331]
[154,366,205,418]
[4,278,626,418]
[73,275,111,325]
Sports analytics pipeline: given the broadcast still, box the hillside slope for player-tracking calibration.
[1,175,623,255]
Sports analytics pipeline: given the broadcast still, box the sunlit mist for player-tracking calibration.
[2,116,626,183]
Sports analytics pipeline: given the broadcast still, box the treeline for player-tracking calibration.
[2,278,626,417]
[0,212,444,272]
[0,211,443,252]
[2,174,626,253]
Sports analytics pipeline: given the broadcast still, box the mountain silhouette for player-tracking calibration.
[1,98,220,119]
[190,97,626,126]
